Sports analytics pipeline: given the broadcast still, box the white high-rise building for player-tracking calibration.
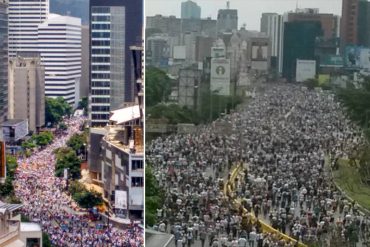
[8,0,49,57]
[260,13,281,57]
[38,14,81,107]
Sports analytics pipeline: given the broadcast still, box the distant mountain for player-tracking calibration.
[50,0,89,25]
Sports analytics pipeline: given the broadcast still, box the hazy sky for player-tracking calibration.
[145,0,342,31]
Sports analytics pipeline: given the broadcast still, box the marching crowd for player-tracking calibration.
[147,84,369,247]
[13,117,143,247]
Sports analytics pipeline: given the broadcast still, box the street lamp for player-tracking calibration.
[83,143,87,161]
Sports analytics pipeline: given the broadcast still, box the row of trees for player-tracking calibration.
[336,76,370,185]
[145,165,164,227]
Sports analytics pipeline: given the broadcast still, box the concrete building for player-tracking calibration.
[146,35,170,68]
[80,25,90,98]
[178,67,202,109]
[181,0,201,19]
[1,119,28,143]
[146,15,217,38]
[7,0,49,57]
[357,0,370,48]
[8,57,45,133]
[0,0,8,125]
[0,202,42,247]
[38,14,81,108]
[341,0,359,50]
[260,13,282,57]
[89,0,143,127]
[217,2,238,33]
[195,36,215,62]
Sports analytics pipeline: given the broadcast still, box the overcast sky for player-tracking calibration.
[145,0,342,31]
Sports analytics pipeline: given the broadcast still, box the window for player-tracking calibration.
[131,177,143,187]
[132,160,143,170]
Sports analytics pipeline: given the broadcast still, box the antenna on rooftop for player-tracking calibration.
[227,1,230,9]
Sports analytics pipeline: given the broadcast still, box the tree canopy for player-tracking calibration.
[67,132,87,155]
[336,77,370,139]
[145,165,164,227]
[45,97,72,126]
[54,147,82,179]
[69,181,103,209]
[146,67,172,107]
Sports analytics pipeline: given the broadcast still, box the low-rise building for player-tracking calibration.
[0,202,42,247]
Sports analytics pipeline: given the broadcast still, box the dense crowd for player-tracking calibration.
[13,117,143,247]
[147,84,369,247]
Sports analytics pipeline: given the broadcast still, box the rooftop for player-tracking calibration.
[20,222,42,232]
[1,119,26,127]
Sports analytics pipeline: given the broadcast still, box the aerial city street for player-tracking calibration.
[146,0,370,247]
[0,0,143,246]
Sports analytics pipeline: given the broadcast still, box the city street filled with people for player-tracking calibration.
[147,83,370,247]
[13,117,144,247]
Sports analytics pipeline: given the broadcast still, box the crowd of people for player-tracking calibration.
[13,117,143,247]
[147,84,369,247]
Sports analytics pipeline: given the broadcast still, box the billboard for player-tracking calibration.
[251,41,269,70]
[210,58,230,96]
[251,41,268,61]
[296,59,316,82]
[345,46,370,70]
[115,190,127,210]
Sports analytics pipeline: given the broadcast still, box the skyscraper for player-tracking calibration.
[260,13,282,58]
[0,0,7,125]
[37,14,81,107]
[217,2,238,33]
[8,0,49,57]
[181,0,201,19]
[89,0,143,127]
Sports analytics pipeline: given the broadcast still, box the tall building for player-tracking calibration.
[260,13,282,57]
[341,0,359,50]
[89,0,143,127]
[282,21,322,81]
[80,25,90,98]
[8,57,45,133]
[8,0,49,57]
[37,14,81,107]
[358,0,370,48]
[0,0,8,125]
[217,2,238,33]
[181,0,201,19]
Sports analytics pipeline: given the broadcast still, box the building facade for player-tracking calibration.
[89,0,143,127]
[8,57,45,133]
[80,25,90,98]
[8,0,49,57]
[260,13,282,57]
[217,7,238,33]
[341,0,359,51]
[0,0,8,125]
[181,0,201,19]
[37,14,81,107]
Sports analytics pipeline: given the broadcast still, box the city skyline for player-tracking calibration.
[146,0,342,30]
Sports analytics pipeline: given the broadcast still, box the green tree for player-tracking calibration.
[145,165,164,227]
[43,232,52,247]
[77,97,88,116]
[32,131,54,147]
[146,67,172,106]
[67,133,86,155]
[45,97,72,126]
[68,181,103,209]
[59,122,68,131]
[54,147,82,179]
